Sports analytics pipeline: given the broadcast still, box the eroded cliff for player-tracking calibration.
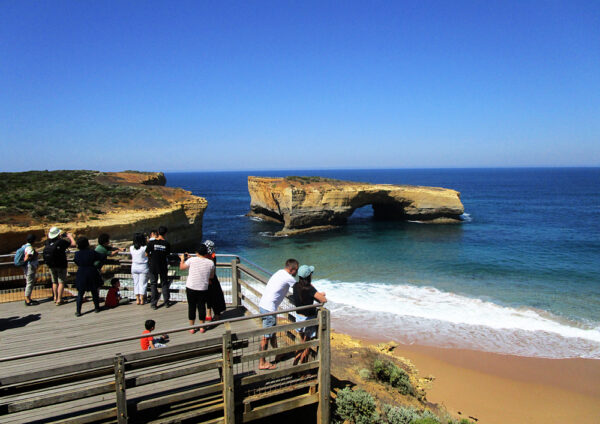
[0,171,207,254]
[247,176,464,235]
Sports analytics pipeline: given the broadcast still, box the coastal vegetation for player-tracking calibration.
[0,170,168,225]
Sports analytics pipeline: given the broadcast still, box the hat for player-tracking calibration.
[204,240,215,254]
[48,227,61,239]
[297,265,315,278]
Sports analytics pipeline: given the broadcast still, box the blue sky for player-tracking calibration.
[1,1,599,171]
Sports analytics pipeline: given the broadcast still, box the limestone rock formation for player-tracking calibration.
[0,171,207,254]
[247,176,464,235]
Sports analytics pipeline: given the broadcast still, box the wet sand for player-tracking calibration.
[333,322,600,424]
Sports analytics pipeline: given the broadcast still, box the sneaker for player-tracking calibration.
[75,312,82,317]
[151,305,157,310]
[165,301,174,308]
[29,300,40,305]
[94,308,101,313]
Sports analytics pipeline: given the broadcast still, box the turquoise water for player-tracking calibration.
[167,168,600,358]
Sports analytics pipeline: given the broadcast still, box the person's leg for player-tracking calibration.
[24,265,35,303]
[57,268,67,304]
[160,268,170,305]
[197,290,207,332]
[91,288,100,311]
[76,289,84,315]
[187,288,198,332]
[50,268,58,302]
[258,308,277,369]
[149,271,159,307]
[132,271,140,304]
[140,272,148,304]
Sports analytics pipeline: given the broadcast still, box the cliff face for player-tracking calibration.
[248,176,464,235]
[0,171,207,254]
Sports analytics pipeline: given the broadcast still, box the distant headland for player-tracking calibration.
[247,176,465,236]
[0,170,207,254]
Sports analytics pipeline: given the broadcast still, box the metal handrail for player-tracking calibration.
[0,303,324,363]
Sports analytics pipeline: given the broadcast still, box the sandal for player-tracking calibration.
[189,329,197,334]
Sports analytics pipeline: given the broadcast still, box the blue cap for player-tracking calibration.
[297,265,315,278]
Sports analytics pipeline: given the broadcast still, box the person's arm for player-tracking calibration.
[179,255,190,270]
[148,338,156,349]
[209,262,215,279]
[314,291,327,304]
[24,247,32,262]
[66,233,76,247]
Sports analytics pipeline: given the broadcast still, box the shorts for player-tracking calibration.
[50,268,68,284]
[260,307,276,339]
[297,314,318,340]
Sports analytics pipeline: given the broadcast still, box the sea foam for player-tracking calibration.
[315,279,600,359]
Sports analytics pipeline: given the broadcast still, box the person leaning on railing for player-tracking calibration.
[292,265,327,365]
[257,258,299,370]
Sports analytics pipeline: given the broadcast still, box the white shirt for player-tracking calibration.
[130,245,148,266]
[258,269,296,312]
[185,256,215,291]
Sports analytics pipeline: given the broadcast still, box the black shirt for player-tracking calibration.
[146,239,171,272]
[293,283,318,316]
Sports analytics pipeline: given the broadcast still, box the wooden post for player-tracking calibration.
[231,258,240,308]
[317,309,331,424]
[114,353,128,424]
[222,329,235,424]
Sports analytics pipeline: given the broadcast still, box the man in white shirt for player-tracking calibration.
[258,258,299,370]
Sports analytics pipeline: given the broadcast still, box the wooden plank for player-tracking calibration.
[238,280,262,298]
[222,330,235,424]
[125,345,222,371]
[240,340,320,363]
[317,309,331,424]
[240,361,319,386]
[231,259,240,308]
[114,354,128,424]
[135,382,223,411]
[0,360,114,389]
[243,379,317,404]
[5,381,115,413]
[242,392,319,422]
[50,407,118,424]
[128,359,222,388]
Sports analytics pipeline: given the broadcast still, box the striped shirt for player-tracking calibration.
[184,256,215,291]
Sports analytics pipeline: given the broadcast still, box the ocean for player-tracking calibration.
[166,168,600,359]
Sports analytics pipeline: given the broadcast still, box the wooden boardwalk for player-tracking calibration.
[0,257,330,423]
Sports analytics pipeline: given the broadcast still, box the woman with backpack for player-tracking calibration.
[15,234,39,306]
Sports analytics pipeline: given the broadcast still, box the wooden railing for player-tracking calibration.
[0,256,331,424]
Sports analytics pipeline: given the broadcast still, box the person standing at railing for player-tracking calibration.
[204,240,226,322]
[73,237,103,317]
[292,265,327,365]
[43,227,76,306]
[147,226,172,310]
[18,234,39,306]
[130,233,149,305]
[179,244,215,334]
[258,258,299,370]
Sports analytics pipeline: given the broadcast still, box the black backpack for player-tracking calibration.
[43,239,60,267]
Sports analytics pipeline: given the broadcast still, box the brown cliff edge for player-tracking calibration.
[0,171,207,254]
[247,176,465,236]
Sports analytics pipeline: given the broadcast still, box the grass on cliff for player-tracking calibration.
[0,170,146,225]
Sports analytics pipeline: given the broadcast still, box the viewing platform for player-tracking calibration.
[0,255,331,424]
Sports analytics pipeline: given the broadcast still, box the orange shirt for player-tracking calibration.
[140,330,152,350]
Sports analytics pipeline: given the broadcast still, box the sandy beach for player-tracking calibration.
[333,322,600,424]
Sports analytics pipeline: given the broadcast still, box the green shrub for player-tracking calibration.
[359,368,372,380]
[335,388,379,424]
[373,359,415,396]
[383,405,420,424]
